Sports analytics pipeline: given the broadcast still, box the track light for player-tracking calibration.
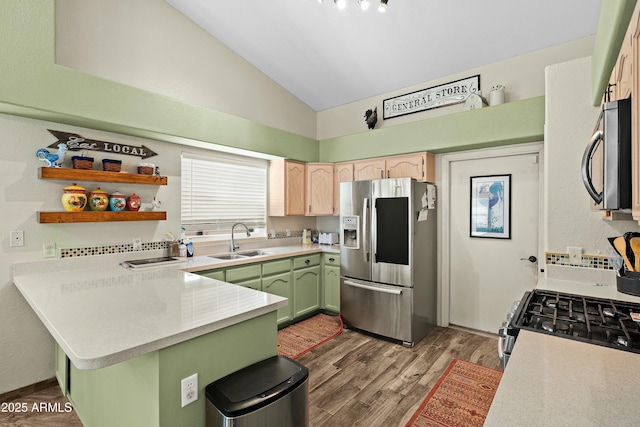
[320,0,389,12]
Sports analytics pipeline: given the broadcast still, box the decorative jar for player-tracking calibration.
[109,191,126,211]
[126,193,141,211]
[88,187,109,211]
[61,183,87,212]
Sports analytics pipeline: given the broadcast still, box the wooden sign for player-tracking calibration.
[46,130,158,159]
[383,75,481,119]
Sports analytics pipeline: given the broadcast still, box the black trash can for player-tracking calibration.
[205,355,309,427]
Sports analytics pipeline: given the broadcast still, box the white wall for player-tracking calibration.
[544,56,640,258]
[55,0,318,141]
[317,37,595,140]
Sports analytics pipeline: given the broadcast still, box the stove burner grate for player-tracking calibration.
[513,290,640,355]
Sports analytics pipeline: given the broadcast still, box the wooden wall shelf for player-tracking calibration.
[38,211,167,224]
[39,167,168,185]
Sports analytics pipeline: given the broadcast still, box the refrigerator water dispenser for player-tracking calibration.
[341,215,359,249]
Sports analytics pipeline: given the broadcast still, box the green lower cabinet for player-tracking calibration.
[323,265,340,313]
[194,252,338,320]
[226,264,261,290]
[321,253,340,313]
[198,269,225,281]
[262,271,292,324]
[233,277,262,291]
[293,266,320,319]
[64,312,278,427]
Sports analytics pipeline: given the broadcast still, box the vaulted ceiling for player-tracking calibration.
[167,0,602,112]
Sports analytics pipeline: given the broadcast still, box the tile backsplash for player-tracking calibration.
[545,252,615,270]
[60,230,308,258]
[60,241,168,258]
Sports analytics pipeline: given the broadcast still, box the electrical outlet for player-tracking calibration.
[43,243,56,258]
[132,237,142,251]
[568,246,582,266]
[10,230,24,247]
[181,373,198,408]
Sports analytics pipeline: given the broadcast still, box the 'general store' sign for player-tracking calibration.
[383,75,480,119]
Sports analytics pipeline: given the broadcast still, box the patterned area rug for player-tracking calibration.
[405,358,502,427]
[277,313,343,359]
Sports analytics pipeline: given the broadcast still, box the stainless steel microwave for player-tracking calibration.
[581,97,632,210]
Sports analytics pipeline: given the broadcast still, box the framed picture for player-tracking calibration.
[470,174,511,239]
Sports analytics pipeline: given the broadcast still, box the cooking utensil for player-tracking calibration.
[630,237,640,272]
[609,236,634,271]
[623,232,640,270]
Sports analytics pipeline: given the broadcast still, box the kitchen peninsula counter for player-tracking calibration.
[486,277,640,426]
[13,263,287,370]
[11,243,339,370]
[11,244,340,427]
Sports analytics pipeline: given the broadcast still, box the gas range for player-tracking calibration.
[511,289,640,354]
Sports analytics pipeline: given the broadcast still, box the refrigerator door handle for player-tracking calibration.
[344,280,402,295]
[363,198,370,262]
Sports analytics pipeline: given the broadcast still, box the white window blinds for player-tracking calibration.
[181,151,267,237]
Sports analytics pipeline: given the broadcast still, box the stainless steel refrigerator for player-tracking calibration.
[340,178,437,347]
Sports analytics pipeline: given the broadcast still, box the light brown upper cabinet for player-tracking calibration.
[353,152,435,183]
[306,163,334,216]
[269,159,305,216]
[269,152,435,217]
[631,3,640,224]
[386,152,435,182]
[609,1,640,224]
[353,158,386,181]
[611,32,633,102]
[333,162,354,216]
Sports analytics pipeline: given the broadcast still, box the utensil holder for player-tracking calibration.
[616,273,640,296]
[168,242,180,257]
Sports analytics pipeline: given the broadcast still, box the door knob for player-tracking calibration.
[520,256,537,263]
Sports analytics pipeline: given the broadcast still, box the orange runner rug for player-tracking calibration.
[277,313,343,359]
[405,358,502,427]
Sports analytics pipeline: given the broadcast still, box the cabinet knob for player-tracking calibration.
[329,257,335,262]
[305,259,310,264]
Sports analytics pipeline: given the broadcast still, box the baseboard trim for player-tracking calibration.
[0,377,58,403]
[448,324,498,340]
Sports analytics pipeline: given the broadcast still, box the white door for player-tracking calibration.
[446,145,541,333]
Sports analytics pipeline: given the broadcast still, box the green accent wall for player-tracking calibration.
[591,0,637,106]
[67,312,277,427]
[0,0,318,162]
[4,0,623,163]
[319,97,545,162]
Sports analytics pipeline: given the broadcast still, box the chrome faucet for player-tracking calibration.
[230,223,251,252]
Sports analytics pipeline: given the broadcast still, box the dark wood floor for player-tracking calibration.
[0,326,499,427]
[298,325,501,426]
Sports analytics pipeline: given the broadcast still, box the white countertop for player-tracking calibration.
[12,244,339,370]
[486,276,640,426]
[485,330,640,426]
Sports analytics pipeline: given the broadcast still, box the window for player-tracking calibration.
[181,151,267,239]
